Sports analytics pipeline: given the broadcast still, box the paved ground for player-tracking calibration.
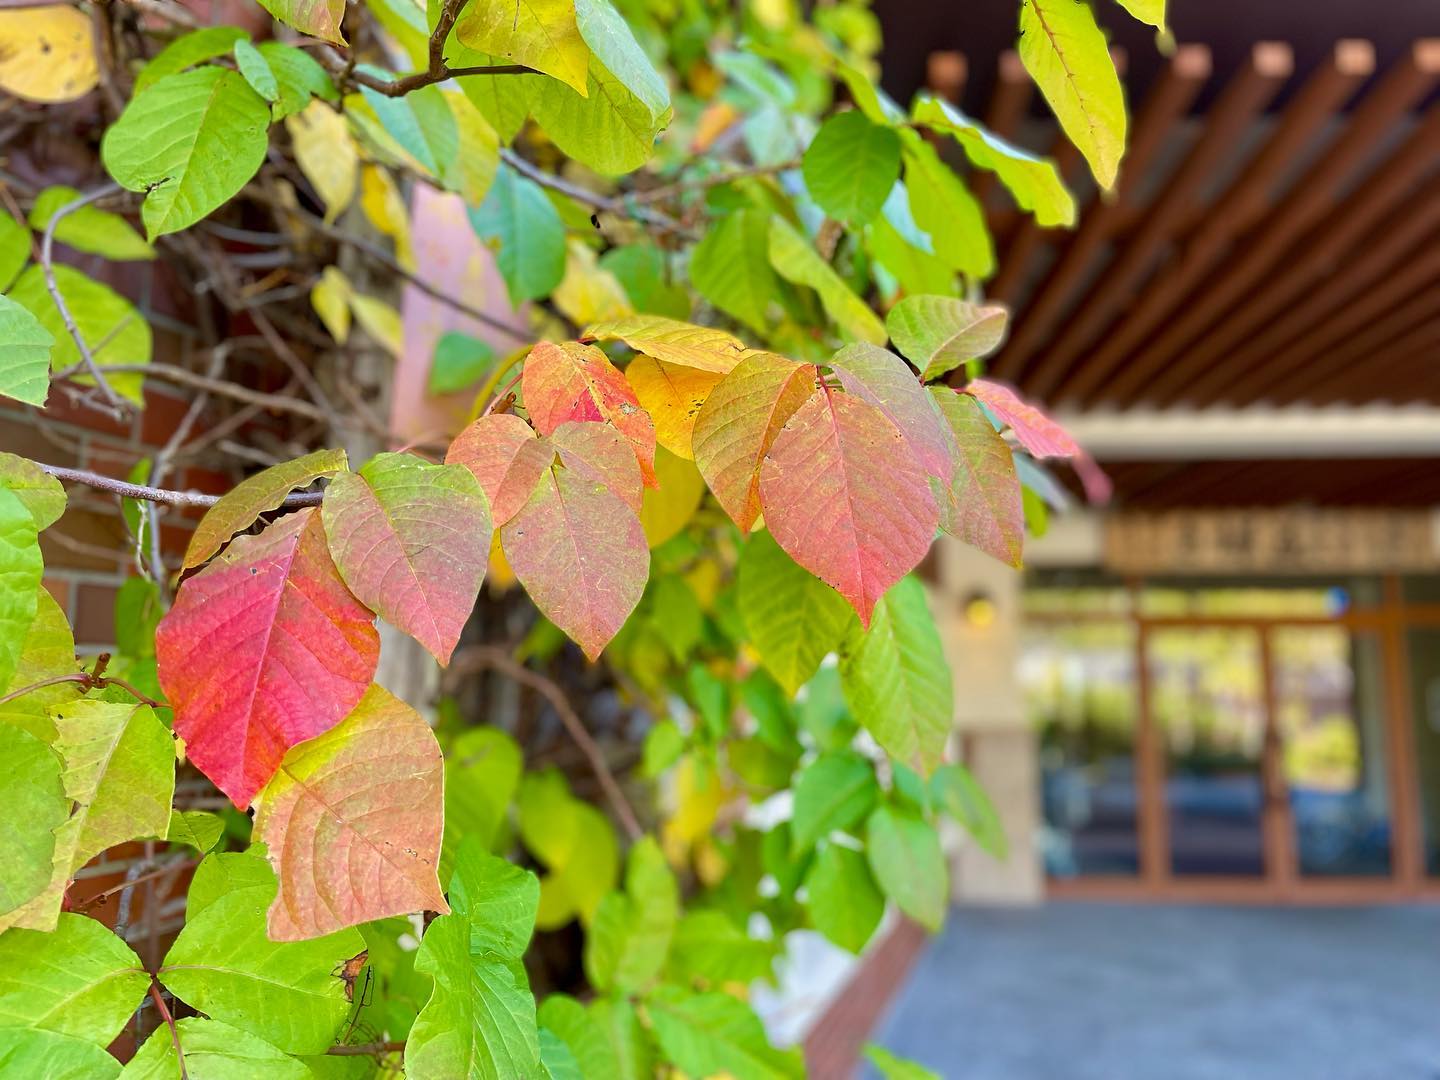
[865,904,1440,1080]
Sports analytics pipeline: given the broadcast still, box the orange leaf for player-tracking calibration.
[254,684,450,941]
[758,389,938,625]
[156,508,379,809]
[691,351,815,531]
[522,340,657,486]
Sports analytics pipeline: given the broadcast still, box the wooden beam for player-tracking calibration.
[1059,41,1376,406]
[1151,102,1440,406]
[1025,42,1288,400]
[1104,40,1440,407]
[990,45,1208,382]
[1302,318,1440,404]
[1191,187,1440,406]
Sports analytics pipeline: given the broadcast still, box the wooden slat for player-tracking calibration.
[1056,40,1376,405]
[990,45,1208,381]
[1302,318,1440,404]
[1150,102,1440,406]
[1191,184,1440,406]
[1024,43,1289,400]
[1101,40,1440,407]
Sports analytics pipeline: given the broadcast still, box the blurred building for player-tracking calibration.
[893,3,1440,905]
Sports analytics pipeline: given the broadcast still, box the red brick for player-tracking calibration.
[139,384,195,447]
[40,509,128,573]
[74,582,120,646]
[82,443,145,481]
[31,389,135,441]
[0,414,82,467]
[42,577,71,612]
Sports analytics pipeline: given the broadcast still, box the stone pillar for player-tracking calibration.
[934,538,1044,905]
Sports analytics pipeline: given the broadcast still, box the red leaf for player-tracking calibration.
[254,683,450,941]
[501,456,649,660]
[321,453,492,665]
[691,351,816,532]
[964,378,1081,458]
[522,340,658,486]
[930,388,1024,568]
[156,508,379,809]
[759,388,938,626]
[446,414,537,509]
[551,420,643,514]
[828,343,952,480]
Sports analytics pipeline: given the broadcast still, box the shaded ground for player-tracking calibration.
[866,904,1440,1080]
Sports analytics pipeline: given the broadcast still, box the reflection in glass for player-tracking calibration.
[1023,623,1139,876]
[1274,629,1391,876]
[1405,628,1440,876]
[1149,628,1265,876]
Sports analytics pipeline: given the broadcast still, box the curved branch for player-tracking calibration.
[446,645,645,842]
[36,461,324,510]
[499,150,697,240]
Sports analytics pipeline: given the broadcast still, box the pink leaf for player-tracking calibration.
[156,508,379,809]
[446,414,537,506]
[930,388,1024,568]
[691,351,816,532]
[758,388,938,625]
[321,453,492,665]
[828,343,952,480]
[964,378,1081,458]
[254,683,450,941]
[522,340,658,486]
[550,420,643,514]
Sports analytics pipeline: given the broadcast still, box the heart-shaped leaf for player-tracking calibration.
[930,388,1023,567]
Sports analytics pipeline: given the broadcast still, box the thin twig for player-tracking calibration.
[0,662,162,708]
[628,158,801,204]
[75,859,197,911]
[500,150,696,240]
[36,461,324,510]
[326,1040,406,1057]
[55,361,328,422]
[39,182,127,416]
[148,980,190,1080]
[446,645,644,841]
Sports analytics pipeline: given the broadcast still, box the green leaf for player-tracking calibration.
[930,388,1024,568]
[538,994,622,1080]
[911,96,1075,227]
[887,294,1009,383]
[866,805,947,931]
[834,60,905,125]
[790,750,879,853]
[0,1029,120,1079]
[901,131,994,279]
[0,295,53,406]
[0,587,81,742]
[0,454,64,531]
[233,39,278,102]
[931,762,1008,859]
[441,726,522,881]
[164,809,225,854]
[867,182,954,298]
[429,330,495,395]
[690,208,784,336]
[406,842,543,1080]
[125,1017,309,1079]
[738,530,856,696]
[6,264,150,404]
[541,1028,584,1080]
[254,42,338,120]
[519,771,619,928]
[455,0,591,94]
[667,910,777,986]
[802,110,901,225]
[865,1043,942,1080]
[601,245,689,319]
[767,216,887,345]
[647,986,804,1080]
[469,164,567,305]
[159,851,364,1054]
[254,0,346,44]
[0,486,42,691]
[641,718,685,777]
[804,842,883,953]
[584,837,678,993]
[590,996,654,1080]
[0,725,64,919]
[839,575,952,775]
[0,209,29,292]
[359,73,458,178]
[0,913,148,1045]
[101,66,271,239]
[1114,0,1168,30]
[1019,0,1127,190]
[28,186,154,261]
[133,26,249,94]
[113,576,160,659]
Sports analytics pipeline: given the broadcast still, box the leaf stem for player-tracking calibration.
[477,352,527,415]
[148,979,190,1080]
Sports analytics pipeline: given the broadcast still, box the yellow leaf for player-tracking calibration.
[443,91,500,206]
[0,7,96,104]
[640,447,704,548]
[552,239,633,326]
[350,293,404,359]
[661,755,731,865]
[487,530,516,592]
[311,266,351,343]
[454,0,590,97]
[584,314,745,375]
[359,165,414,272]
[285,101,358,223]
[626,355,723,460]
[683,558,722,611]
[691,101,738,150]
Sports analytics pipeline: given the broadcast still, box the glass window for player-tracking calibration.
[1274,628,1391,876]
[1149,628,1266,876]
[1023,622,1139,877]
[1401,575,1440,605]
[1138,578,1370,618]
[1405,627,1440,877]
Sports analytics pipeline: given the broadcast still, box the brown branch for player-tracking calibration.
[56,361,329,422]
[76,858,196,911]
[446,645,644,841]
[36,461,324,510]
[499,150,697,240]
[39,182,128,416]
[627,158,801,204]
[0,661,164,708]
[326,1041,407,1057]
[148,980,190,1080]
